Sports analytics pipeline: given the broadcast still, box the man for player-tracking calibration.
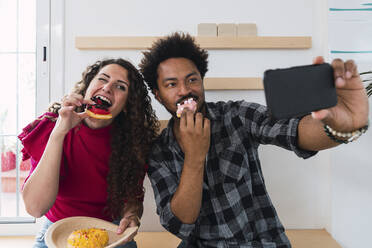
[139,32,369,247]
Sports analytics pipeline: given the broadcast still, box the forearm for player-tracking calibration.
[170,157,204,224]
[22,130,65,217]
[298,115,340,151]
[123,201,144,218]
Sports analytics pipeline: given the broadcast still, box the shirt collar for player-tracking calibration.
[204,101,221,121]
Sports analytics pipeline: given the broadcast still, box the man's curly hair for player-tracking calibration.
[49,58,159,219]
[139,32,209,94]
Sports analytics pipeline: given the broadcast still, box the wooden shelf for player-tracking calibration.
[204,77,263,90]
[75,36,312,50]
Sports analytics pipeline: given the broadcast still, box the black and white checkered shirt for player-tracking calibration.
[148,101,316,248]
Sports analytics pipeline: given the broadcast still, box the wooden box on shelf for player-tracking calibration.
[198,23,217,36]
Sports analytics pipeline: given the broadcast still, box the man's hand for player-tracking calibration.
[171,110,210,224]
[178,110,210,166]
[311,56,369,131]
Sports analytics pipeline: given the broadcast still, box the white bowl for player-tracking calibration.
[44,216,138,248]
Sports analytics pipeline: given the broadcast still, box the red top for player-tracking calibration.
[18,112,143,222]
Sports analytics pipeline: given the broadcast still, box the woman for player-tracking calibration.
[18,58,158,247]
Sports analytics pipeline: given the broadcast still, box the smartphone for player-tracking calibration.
[263,63,337,119]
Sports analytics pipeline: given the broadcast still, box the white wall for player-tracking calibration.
[327,1,372,247]
[330,98,372,248]
[57,0,334,233]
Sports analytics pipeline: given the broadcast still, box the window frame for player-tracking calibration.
[0,0,64,235]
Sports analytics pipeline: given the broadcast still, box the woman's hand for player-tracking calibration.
[311,57,369,131]
[21,94,94,217]
[115,214,140,243]
[53,93,94,135]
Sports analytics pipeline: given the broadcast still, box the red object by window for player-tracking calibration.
[1,151,16,172]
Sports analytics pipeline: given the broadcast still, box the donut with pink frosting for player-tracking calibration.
[176,98,197,118]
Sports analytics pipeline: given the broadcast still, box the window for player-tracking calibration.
[328,0,372,72]
[0,0,58,234]
[0,0,37,224]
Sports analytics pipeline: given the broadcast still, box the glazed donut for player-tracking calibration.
[85,96,113,120]
[86,107,112,120]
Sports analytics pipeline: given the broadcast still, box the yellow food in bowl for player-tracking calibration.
[67,228,109,248]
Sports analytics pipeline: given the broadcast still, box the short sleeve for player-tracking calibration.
[18,112,66,186]
[18,112,58,162]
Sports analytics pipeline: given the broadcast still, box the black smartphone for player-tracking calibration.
[263,63,337,119]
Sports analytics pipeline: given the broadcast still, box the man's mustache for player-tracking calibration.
[176,94,199,105]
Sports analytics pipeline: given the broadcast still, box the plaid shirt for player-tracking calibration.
[148,101,316,248]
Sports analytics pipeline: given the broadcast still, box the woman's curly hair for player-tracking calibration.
[49,58,159,219]
[139,32,209,94]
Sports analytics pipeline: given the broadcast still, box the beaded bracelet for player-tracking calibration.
[324,121,369,144]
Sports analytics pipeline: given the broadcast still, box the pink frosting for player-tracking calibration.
[176,98,197,117]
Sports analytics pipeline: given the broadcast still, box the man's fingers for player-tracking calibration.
[195,113,203,130]
[312,56,324,65]
[311,109,330,121]
[331,58,346,88]
[344,59,358,79]
[203,118,210,135]
[180,110,187,129]
[186,110,194,129]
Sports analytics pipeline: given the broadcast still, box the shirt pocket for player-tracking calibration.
[218,143,248,184]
